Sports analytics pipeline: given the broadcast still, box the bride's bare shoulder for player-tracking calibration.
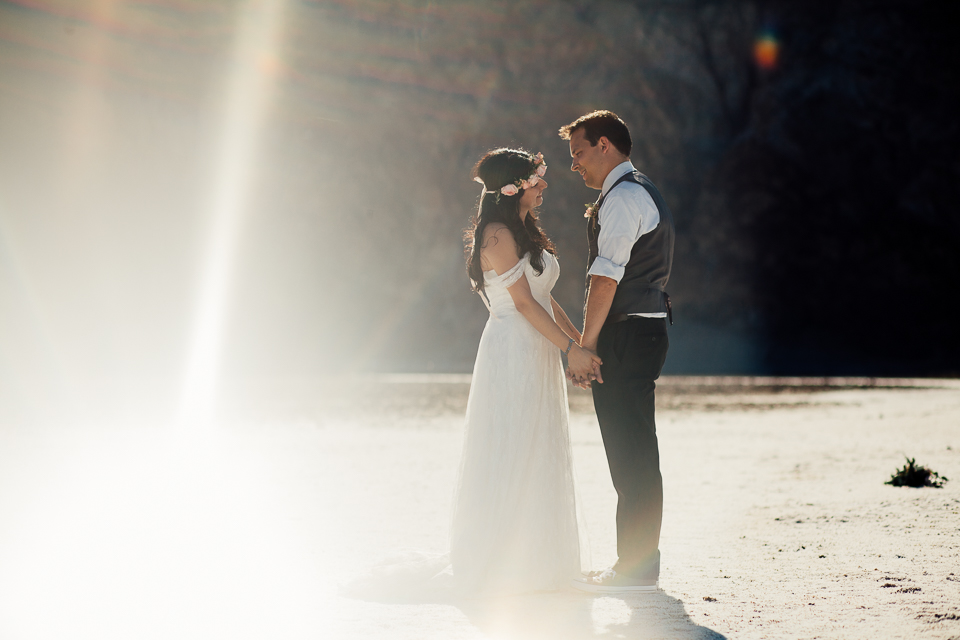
[481,222,513,244]
[479,224,520,273]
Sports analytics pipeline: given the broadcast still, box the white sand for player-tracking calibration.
[0,378,958,639]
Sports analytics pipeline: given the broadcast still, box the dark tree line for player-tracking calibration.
[641,0,960,374]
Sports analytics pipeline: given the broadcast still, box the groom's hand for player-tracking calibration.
[565,366,590,390]
[576,339,603,386]
[576,346,603,386]
[567,346,603,388]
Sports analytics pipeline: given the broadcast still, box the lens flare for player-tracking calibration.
[178,0,287,427]
[753,32,779,70]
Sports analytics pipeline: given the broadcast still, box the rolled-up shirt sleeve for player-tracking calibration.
[587,254,627,282]
[587,186,660,284]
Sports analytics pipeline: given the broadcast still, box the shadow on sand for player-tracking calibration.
[457,589,726,640]
[349,585,725,639]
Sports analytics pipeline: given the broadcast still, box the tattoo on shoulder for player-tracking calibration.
[480,234,500,250]
[481,225,511,251]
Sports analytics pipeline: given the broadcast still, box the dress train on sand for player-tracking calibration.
[341,250,586,600]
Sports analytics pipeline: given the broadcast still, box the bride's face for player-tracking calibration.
[518,177,547,218]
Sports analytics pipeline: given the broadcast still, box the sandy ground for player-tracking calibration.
[0,377,958,639]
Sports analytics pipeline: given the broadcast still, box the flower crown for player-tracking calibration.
[474,152,547,200]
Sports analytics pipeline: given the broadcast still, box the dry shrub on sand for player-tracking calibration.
[885,457,949,488]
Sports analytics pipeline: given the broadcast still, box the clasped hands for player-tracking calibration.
[565,342,603,390]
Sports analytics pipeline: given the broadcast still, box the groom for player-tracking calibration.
[560,110,674,593]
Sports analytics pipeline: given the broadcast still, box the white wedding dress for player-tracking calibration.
[451,250,586,595]
[341,250,586,601]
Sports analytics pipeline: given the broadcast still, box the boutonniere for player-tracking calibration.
[584,203,599,218]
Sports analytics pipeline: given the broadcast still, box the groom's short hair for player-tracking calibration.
[559,110,632,157]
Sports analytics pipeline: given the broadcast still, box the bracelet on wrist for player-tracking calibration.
[564,338,575,355]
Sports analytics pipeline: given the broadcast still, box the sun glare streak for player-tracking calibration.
[56,0,117,193]
[0,205,72,416]
[178,0,287,427]
[0,1,120,419]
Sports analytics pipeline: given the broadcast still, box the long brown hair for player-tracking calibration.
[464,148,556,295]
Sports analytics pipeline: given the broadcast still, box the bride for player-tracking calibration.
[342,149,596,600]
[453,148,599,595]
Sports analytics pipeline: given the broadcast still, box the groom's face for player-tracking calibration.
[568,128,605,190]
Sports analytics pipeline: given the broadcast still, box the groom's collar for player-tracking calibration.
[600,161,636,197]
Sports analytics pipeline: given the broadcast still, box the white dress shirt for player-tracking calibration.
[587,161,667,318]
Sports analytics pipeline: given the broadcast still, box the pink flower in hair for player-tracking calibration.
[500,184,519,197]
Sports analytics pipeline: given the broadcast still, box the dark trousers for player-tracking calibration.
[592,316,668,580]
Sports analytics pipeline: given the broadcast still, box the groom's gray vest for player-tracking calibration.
[586,170,674,318]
